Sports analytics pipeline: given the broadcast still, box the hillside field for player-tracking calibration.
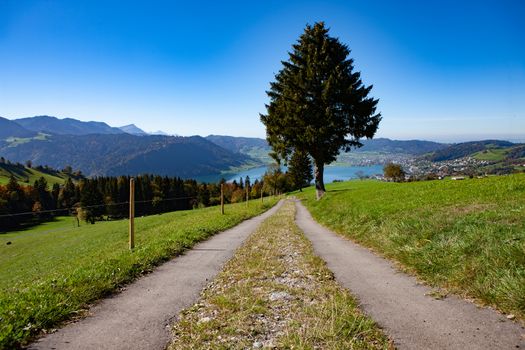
[472,147,509,161]
[0,163,70,186]
[0,197,278,349]
[297,174,525,321]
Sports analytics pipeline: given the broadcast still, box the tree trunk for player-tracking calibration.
[314,161,326,200]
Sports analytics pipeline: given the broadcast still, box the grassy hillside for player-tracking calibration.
[426,140,519,162]
[297,175,525,321]
[0,162,70,186]
[472,147,509,161]
[472,145,525,163]
[0,198,278,348]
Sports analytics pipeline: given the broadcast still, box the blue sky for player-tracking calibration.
[1,0,524,142]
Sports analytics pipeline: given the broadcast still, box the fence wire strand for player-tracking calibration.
[0,195,199,218]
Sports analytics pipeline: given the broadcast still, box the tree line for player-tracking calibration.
[0,160,313,231]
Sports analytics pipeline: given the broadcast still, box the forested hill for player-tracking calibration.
[205,135,447,159]
[356,138,446,154]
[0,134,255,178]
[205,135,273,164]
[426,140,518,161]
[205,135,270,154]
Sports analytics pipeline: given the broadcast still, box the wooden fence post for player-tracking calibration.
[246,186,249,207]
[220,183,225,215]
[129,177,135,251]
[261,187,263,203]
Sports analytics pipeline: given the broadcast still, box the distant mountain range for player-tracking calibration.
[0,117,37,139]
[355,138,446,154]
[0,115,521,179]
[118,124,171,136]
[118,124,148,135]
[0,133,253,177]
[0,116,255,177]
[15,115,125,135]
[204,136,447,156]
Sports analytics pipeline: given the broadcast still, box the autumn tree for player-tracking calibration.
[383,163,405,182]
[262,164,291,195]
[261,22,381,199]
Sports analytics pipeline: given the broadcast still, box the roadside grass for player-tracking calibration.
[0,198,278,349]
[170,201,391,349]
[296,174,525,321]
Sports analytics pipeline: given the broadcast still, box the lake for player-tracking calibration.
[195,164,384,183]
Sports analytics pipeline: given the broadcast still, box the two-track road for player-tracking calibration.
[29,201,283,350]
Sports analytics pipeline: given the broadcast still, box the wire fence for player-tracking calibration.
[0,195,199,219]
[0,175,278,241]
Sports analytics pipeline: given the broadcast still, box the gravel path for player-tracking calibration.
[170,200,389,349]
[294,200,525,350]
[28,200,283,350]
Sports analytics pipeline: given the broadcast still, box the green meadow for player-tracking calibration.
[0,198,278,349]
[472,148,508,161]
[298,174,525,321]
[0,165,68,186]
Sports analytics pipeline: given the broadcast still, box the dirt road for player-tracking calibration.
[294,200,525,350]
[29,200,283,350]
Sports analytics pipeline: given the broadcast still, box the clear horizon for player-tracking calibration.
[3,115,524,144]
[1,1,524,142]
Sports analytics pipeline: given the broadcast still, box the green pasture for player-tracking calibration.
[297,174,525,322]
[0,197,278,348]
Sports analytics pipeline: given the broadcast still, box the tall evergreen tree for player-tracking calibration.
[6,176,28,213]
[288,150,313,191]
[261,22,381,199]
[58,177,76,209]
[32,177,52,212]
[79,180,103,223]
[51,183,60,209]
